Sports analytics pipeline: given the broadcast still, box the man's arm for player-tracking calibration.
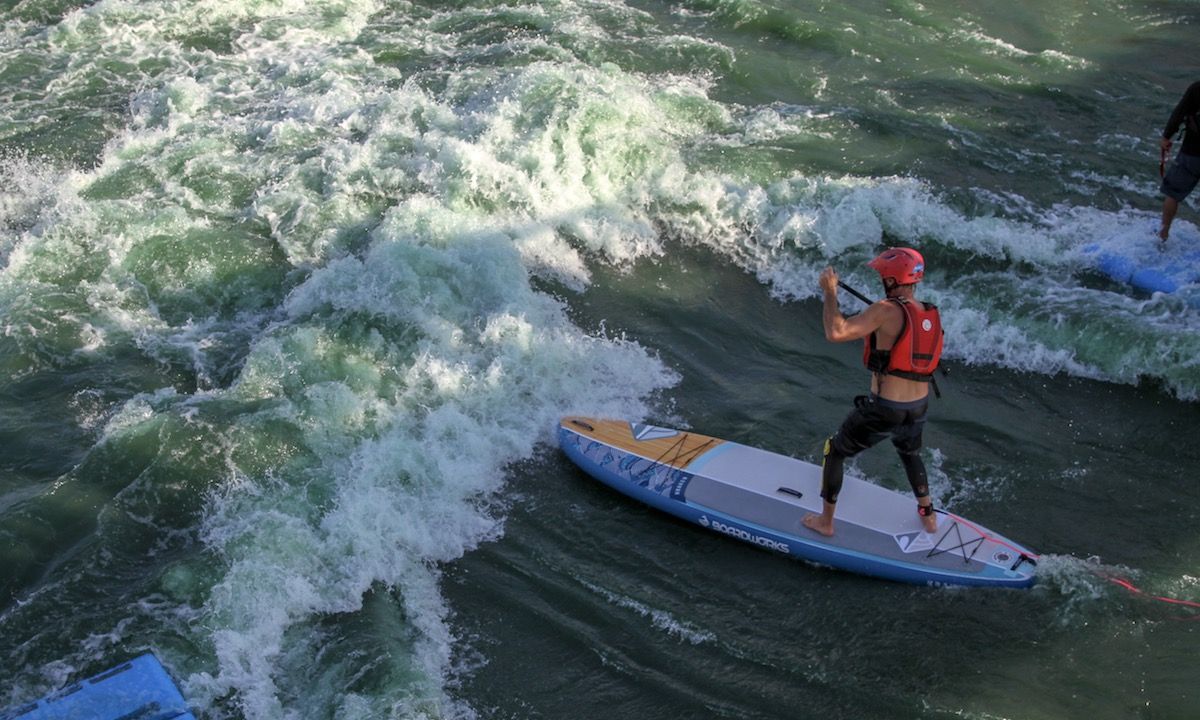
[819,266,888,343]
[1163,81,1200,140]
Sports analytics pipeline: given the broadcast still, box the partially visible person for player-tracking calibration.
[1158,80,1200,246]
[802,248,943,538]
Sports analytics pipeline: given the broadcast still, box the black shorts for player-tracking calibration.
[1161,151,1200,202]
[830,394,927,457]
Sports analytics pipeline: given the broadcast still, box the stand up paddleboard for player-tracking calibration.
[559,417,1037,588]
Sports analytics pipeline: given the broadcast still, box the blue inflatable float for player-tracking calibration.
[1083,242,1200,295]
[1,654,194,720]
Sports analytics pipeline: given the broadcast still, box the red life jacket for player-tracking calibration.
[862,297,943,381]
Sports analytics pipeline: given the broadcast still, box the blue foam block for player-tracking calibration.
[1094,252,1137,282]
[1181,250,1200,282]
[1,654,192,720]
[1129,268,1180,294]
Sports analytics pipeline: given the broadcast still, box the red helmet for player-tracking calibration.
[867,247,925,285]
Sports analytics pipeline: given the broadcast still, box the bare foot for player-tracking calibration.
[802,513,835,537]
[919,506,937,534]
[1158,228,1170,250]
[916,506,936,535]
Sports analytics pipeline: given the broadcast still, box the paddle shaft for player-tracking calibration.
[837,280,873,305]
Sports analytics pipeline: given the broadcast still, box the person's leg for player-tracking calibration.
[892,403,936,532]
[897,450,936,533]
[1160,195,1179,244]
[803,398,892,537]
[1159,153,1199,244]
[803,436,852,536]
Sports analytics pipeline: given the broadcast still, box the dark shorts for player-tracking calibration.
[1161,151,1200,202]
[830,394,927,457]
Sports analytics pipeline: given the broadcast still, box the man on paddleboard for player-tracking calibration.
[1158,80,1200,246]
[802,248,944,538]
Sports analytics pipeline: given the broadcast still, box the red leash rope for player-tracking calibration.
[1104,574,1200,611]
[941,511,1198,614]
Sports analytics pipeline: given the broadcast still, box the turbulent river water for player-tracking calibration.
[2,1,1198,718]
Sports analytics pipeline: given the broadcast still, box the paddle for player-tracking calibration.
[837,280,873,306]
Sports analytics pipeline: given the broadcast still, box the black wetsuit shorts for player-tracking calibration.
[830,394,928,458]
[1161,151,1200,203]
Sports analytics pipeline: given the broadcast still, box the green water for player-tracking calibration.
[1,0,1198,718]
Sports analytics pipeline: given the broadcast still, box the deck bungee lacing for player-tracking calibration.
[634,433,716,485]
[926,520,985,564]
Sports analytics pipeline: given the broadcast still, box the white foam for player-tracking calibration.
[582,580,715,645]
[629,165,1200,397]
[57,34,707,715]
[1032,554,1137,626]
[182,222,677,714]
[23,0,1188,405]
[0,153,71,269]
[951,23,1089,69]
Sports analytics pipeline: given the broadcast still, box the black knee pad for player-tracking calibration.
[820,436,846,504]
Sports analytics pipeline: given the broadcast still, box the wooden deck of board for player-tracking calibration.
[560,417,723,470]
